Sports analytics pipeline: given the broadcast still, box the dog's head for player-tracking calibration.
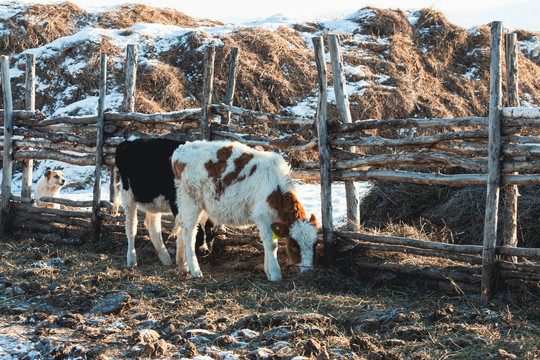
[45,169,66,188]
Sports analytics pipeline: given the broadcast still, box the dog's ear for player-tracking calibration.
[45,169,52,180]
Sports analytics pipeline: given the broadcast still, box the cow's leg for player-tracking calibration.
[180,199,203,278]
[175,224,189,274]
[145,212,172,265]
[122,193,138,268]
[255,217,282,282]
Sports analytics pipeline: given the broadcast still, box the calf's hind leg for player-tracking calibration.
[145,212,172,265]
[122,194,138,268]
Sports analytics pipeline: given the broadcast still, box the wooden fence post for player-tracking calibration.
[123,44,138,113]
[503,33,519,263]
[327,33,360,231]
[0,56,13,236]
[222,47,239,125]
[481,21,503,304]
[92,54,107,242]
[312,36,334,264]
[200,46,215,140]
[21,53,35,198]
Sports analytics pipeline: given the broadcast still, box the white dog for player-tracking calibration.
[34,169,66,208]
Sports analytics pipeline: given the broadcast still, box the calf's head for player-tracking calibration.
[271,213,318,272]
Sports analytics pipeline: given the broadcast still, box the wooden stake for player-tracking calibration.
[0,56,13,236]
[328,33,360,231]
[222,47,239,125]
[503,33,519,263]
[21,54,35,198]
[313,36,334,265]
[200,46,215,140]
[481,21,503,304]
[92,54,107,242]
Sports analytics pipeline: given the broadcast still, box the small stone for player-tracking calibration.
[247,347,273,359]
[493,349,517,359]
[183,340,198,358]
[93,292,131,315]
[215,334,237,346]
[154,339,169,356]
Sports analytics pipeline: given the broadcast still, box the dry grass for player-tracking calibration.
[0,234,538,359]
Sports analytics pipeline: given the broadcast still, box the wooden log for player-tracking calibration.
[11,220,88,239]
[496,245,540,259]
[13,127,97,145]
[13,139,115,155]
[221,47,239,125]
[211,130,318,152]
[497,259,540,273]
[351,259,481,283]
[503,33,519,263]
[11,202,93,218]
[21,53,35,199]
[502,107,540,119]
[1,55,14,236]
[337,231,483,255]
[499,270,540,281]
[330,117,489,134]
[337,240,483,265]
[92,54,107,241]
[123,44,137,112]
[30,196,92,208]
[482,21,503,304]
[13,150,95,165]
[331,130,488,147]
[0,110,46,122]
[294,168,540,186]
[11,195,33,204]
[200,46,215,141]
[301,151,487,172]
[105,109,201,123]
[313,36,334,265]
[16,211,93,229]
[211,104,315,125]
[328,33,359,231]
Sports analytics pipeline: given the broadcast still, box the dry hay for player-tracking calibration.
[0,1,90,55]
[96,3,222,29]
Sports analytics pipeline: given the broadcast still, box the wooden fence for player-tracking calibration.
[1,22,539,304]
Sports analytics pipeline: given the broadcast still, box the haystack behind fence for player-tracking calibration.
[1,22,539,304]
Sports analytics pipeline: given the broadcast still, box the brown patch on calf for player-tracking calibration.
[205,145,233,180]
[172,161,187,180]
[249,165,257,177]
[222,153,253,188]
[267,186,307,226]
[205,148,253,198]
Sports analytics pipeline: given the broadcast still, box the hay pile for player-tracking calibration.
[1,2,540,246]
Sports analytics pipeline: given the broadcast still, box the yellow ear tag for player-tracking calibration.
[273,225,280,239]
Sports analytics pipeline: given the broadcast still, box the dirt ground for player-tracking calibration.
[0,233,539,360]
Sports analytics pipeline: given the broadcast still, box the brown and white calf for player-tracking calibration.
[171,140,318,281]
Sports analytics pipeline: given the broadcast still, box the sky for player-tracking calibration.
[19,0,540,32]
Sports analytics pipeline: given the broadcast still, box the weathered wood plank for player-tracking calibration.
[482,21,503,304]
[313,36,334,264]
[200,46,215,140]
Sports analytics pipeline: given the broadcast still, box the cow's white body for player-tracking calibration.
[172,141,318,281]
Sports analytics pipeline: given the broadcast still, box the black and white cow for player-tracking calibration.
[113,138,214,267]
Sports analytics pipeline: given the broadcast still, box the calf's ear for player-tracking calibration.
[45,169,52,179]
[271,222,289,237]
[309,213,317,227]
